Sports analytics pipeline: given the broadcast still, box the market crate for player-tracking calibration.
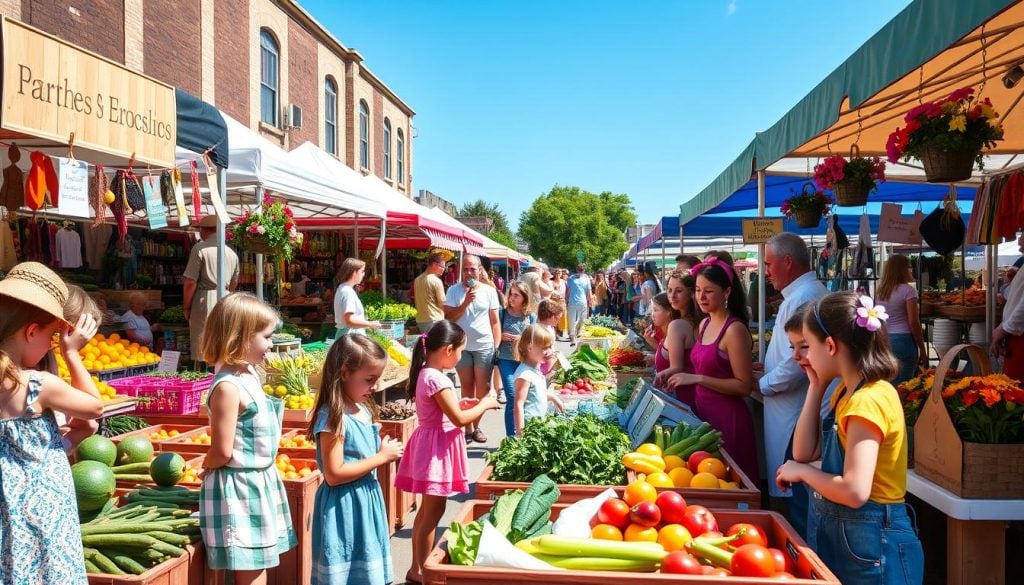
[87,542,205,585]
[125,364,159,377]
[474,465,614,503]
[114,454,204,489]
[625,449,761,510]
[274,456,322,585]
[158,426,212,455]
[422,502,838,584]
[90,367,129,382]
[378,458,398,536]
[283,406,315,424]
[134,381,207,415]
[109,424,203,447]
[277,428,317,458]
[108,375,163,396]
[380,415,419,527]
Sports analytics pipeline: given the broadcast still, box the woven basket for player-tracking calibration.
[242,234,276,256]
[919,144,977,183]
[792,207,821,229]
[832,180,870,207]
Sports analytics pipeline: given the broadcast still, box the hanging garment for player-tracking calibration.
[91,165,109,227]
[25,151,58,210]
[83,223,113,271]
[849,214,874,279]
[997,172,1024,242]
[23,220,43,262]
[0,221,16,269]
[965,178,990,246]
[55,227,83,269]
[979,175,1006,245]
[46,222,58,266]
[0,144,25,214]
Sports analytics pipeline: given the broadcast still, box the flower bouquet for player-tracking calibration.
[780,183,832,228]
[941,373,1024,444]
[229,196,304,261]
[813,146,886,206]
[886,86,1003,182]
[897,368,962,428]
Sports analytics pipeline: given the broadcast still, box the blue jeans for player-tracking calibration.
[889,333,919,387]
[496,358,520,437]
[784,435,811,540]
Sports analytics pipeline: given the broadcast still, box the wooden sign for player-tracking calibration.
[1,18,176,166]
[741,218,783,244]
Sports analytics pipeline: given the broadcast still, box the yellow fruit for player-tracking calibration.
[668,467,694,488]
[645,472,675,488]
[285,471,300,480]
[623,479,658,506]
[663,455,686,472]
[168,430,180,438]
[690,472,721,489]
[698,458,728,480]
[298,468,312,477]
[635,443,662,457]
[104,190,116,204]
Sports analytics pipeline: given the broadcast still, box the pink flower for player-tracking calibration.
[248,225,260,234]
[856,296,889,332]
[904,102,941,122]
[886,126,906,163]
[942,87,975,104]
[255,225,266,235]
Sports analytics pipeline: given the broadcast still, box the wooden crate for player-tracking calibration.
[156,426,212,455]
[474,465,617,503]
[87,542,204,585]
[378,458,398,536]
[379,415,418,527]
[625,450,761,509]
[422,501,838,584]
[109,424,203,448]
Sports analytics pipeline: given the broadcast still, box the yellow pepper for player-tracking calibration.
[622,452,666,474]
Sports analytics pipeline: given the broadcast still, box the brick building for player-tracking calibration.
[2,0,416,195]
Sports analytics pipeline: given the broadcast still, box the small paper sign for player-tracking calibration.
[878,203,924,244]
[626,392,665,448]
[171,169,189,227]
[205,155,231,223]
[556,351,571,372]
[157,350,180,372]
[144,175,167,229]
[56,157,90,218]
[742,218,783,244]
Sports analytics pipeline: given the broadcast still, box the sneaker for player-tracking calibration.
[472,429,488,443]
[496,393,507,404]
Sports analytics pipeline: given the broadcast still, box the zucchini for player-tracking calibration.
[533,535,668,561]
[83,559,102,574]
[84,548,126,575]
[531,553,660,572]
[82,534,158,549]
[148,540,186,557]
[107,552,148,575]
[81,521,186,536]
[110,462,153,474]
[144,531,191,546]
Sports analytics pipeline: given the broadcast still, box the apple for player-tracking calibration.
[687,451,713,474]
[597,498,631,529]
[680,504,718,537]
[727,523,769,548]
[629,501,662,528]
[655,491,688,524]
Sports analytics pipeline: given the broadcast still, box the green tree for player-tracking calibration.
[518,185,636,269]
[457,199,511,235]
[488,229,518,249]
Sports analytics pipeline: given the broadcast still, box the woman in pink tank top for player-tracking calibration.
[666,253,758,482]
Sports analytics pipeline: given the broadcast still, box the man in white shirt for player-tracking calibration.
[755,233,827,538]
[566,264,593,345]
[444,255,501,443]
[992,232,1024,382]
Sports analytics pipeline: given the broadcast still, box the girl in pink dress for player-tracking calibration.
[667,253,759,482]
[395,320,499,584]
[654,272,701,407]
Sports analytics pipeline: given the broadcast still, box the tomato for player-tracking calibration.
[591,523,623,541]
[656,524,693,552]
[624,480,658,506]
[768,547,796,575]
[680,505,718,537]
[731,544,777,577]
[655,491,687,524]
[597,498,631,529]
[726,523,769,548]
[623,523,659,543]
[773,572,797,580]
[660,551,704,575]
[686,451,712,473]
[707,568,732,577]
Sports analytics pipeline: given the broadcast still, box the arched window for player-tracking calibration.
[396,128,405,184]
[324,77,338,155]
[359,100,369,169]
[259,30,279,126]
[383,118,392,179]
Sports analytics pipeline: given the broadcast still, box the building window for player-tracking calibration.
[324,77,338,155]
[359,100,369,169]
[259,30,279,127]
[396,128,405,184]
[383,118,392,180]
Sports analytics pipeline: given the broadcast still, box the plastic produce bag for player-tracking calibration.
[474,521,562,570]
[551,488,618,538]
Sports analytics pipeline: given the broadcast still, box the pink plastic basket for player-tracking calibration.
[132,376,214,415]
[107,375,163,397]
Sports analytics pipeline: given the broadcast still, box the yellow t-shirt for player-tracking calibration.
[832,380,908,504]
[413,271,445,323]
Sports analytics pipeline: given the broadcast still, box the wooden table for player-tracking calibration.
[908,470,1024,585]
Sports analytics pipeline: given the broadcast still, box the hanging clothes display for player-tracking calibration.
[997,172,1024,242]
[55,224,83,269]
[0,221,16,269]
[83,223,113,271]
[25,151,58,210]
[0,145,25,214]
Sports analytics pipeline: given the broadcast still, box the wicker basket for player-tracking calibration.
[242,234,276,256]
[919,143,977,183]
[792,207,821,228]
[832,180,870,206]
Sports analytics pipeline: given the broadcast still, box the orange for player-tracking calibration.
[591,524,624,541]
[108,333,120,343]
[623,524,659,543]
[718,480,740,490]
[698,458,728,480]
[690,472,720,489]
[636,443,662,457]
[663,455,686,471]
[646,472,674,488]
[623,479,657,506]
[669,467,694,488]
[657,524,693,552]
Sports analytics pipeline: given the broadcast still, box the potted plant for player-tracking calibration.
[228,195,304,261]
[780,183,832,228]
[886,86,1003,183]
[813,145,887,206]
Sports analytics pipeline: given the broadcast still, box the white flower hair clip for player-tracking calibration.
[856,295,889,332]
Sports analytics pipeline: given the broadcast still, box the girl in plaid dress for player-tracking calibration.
[308,334,402,584]
[200,293,296,583]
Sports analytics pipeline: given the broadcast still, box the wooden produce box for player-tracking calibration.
[277,428,317,459]
[157,426,212,455]
[109,424,203,448]
[422,501,838,585]
[474,465,616,503]
[915,344,1024,499]
[379,415,419,527]
[625,450,761,509]
[129,414,210,427]
[87,542,205,585]
[378,458,398,536]
[283,406,315,424]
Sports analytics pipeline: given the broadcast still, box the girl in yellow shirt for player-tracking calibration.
[776,291,923,585]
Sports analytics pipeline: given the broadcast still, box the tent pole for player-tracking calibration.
[254,185,265,302]
[379,218,388,302]
[661,237,666,281]
[354,212,360,259]
[757,169,766,363]
[679,217,684,256]
[216,167,228,301]
[986,243,996,341]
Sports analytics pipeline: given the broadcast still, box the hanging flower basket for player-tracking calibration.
[831,181,871,207]
[228,196,303,261]
[813,145,885,207]
[781,183,832,229]
[792,207,822,229]
[918,143,978,183]
[242,234,277,256]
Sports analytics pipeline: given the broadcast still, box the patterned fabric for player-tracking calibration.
[200,369,296,570]
[0,373,87,585]
[311,406,393,585]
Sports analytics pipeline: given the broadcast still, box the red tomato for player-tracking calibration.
[655,491,687,524]
[731,544,777,577]
[597,498,631,529]
[726,523,769,548]
[768,547,796,575]
[680,505,718,537]
[773,572,797,580]
[660,551,704,575]
[686,451,713,473]
[707,568,732,577]
[795,551,818,579]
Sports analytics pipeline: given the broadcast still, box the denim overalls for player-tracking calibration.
[809,386,924,585]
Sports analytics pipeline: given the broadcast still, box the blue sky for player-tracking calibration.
[305,0,913,230]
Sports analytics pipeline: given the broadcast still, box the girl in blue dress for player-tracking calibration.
[308,334,402,585]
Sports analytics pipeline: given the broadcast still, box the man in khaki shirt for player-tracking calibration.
[183,216,239,363]
[414,253,447,333]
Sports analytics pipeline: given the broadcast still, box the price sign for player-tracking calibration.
[742,218,783,244]
[157,350,181,372]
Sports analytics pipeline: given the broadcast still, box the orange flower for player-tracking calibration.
[962,390,980,407]
[980,388,1002,408]
[1005,388,1024,405]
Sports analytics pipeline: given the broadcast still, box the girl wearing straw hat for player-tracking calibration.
[0,261,104,584]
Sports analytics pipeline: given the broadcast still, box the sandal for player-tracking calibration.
[472,429,488,443]
[464,430,473,443]
[404,573,423,585]
[496,392,507,404]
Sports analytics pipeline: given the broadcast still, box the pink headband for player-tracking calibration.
[691,256,735,281]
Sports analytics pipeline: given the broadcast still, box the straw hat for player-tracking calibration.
[196,215,227,229]
[0,262,69,323]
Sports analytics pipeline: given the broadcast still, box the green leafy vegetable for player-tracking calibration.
[448,521,483,566]
[486,414,630,486]
[486,490,524,536]
[508,474,560,544]
[555,344,612,383]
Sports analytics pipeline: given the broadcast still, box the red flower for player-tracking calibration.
[962,390,980,407]
[283,207,294,217]
[905,102,941,122]
[942,87,975,104]
[1005,388,1024,405]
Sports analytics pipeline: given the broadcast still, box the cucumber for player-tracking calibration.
[107,552,148,575]
[81,521,186,536]
[671,422,689,444]
[680,431,723,460]
[148,540,186,557]
[84,548,126,575]
[83,559,102,574]
[110,462,152,474]
[82,534,159,549]
[144,531,191,546]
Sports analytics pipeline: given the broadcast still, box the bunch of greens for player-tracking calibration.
[365,303,416,322]
[604,378,643,409]
[101,415,151,436]
[554,344,611,384]
[159,305,186,324]
[486,414,629,485]
[145,370,209,382]
[584,315,626,333]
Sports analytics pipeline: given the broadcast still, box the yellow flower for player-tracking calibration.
[980,104,998,119]
[949,115,967,133]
